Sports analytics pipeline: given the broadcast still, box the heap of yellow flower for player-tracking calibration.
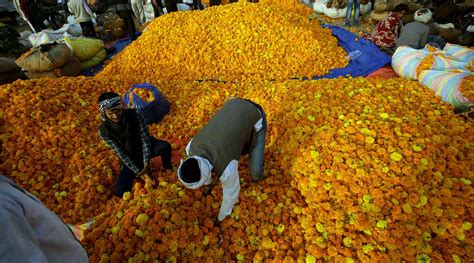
[98,1,347,82]
[3,75,472,261]
[85,77,472,262]
[0,1,472,262]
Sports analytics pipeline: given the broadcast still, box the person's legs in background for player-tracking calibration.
[117,9,137,41]
[131,0,146,25]
[345,0,361,26]
[345,0,354,26]
[353,0,361,26]
[151,0,164,18]
[164,0,178,13]
[79,20,97,38]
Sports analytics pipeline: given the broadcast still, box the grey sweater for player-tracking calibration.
[0,175,88,263]
[189,98,261,176]
[396,21,430,49]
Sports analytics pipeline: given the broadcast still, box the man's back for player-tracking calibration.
[0,175,88,263]
[396,21,430,49]
[68,0,92,23]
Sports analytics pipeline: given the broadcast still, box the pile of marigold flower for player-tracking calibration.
[0,2,472,262]
[85,77,472,261]
[200,0,313,16]
[0,76,472,261]
[98,1,347,82]
[0,77,138,223]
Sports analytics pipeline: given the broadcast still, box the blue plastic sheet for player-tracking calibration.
[81,32,141,77]
[312,25,391,80]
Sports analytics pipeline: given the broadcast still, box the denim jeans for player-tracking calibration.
[346,0,361,25]
[115,138,172,196]
[248,104,267,182]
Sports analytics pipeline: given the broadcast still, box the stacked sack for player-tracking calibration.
[371,0,422,22]
[65,37,107,70]
[392,44,474,110]
[371,0,392,21]
[15,43,81,79]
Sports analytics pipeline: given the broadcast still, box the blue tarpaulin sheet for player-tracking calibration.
[312,25,391,80]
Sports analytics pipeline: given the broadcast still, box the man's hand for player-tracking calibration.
[138,161,150,176]
[143,174,156,187]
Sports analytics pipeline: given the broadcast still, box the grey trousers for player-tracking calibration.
[249,104,266,181]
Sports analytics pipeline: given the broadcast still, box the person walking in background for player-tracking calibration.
[13,0,46,33]
[68,0,97,38]
[345,0,361,27]
[111,0,138,41]
[131,0,146,25]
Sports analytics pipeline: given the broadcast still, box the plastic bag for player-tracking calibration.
[418,70,473,110]
[443,43,474,65]
[124,83,171,125]
[28,31,64,48]
[392,45,469,80]
[313,0,329,13]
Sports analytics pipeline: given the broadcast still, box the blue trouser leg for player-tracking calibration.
[346,0,361,25]
[353,0,361,25]
[345,0,354,25]
[115,165,137,197]
[151,138,172,169]
[115,138,172,196]
[249,107,267,182]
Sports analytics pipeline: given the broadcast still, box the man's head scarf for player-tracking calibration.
[414,8,432,24]
[177,156,213,189]
[98,95,122,121]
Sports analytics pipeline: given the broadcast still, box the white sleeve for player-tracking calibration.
[204,173,213,186]
[217,160,240,221]
[185,139,193,156]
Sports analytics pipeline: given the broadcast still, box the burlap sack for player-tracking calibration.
[371,11,390,21]
[16,44,71,73]
[373,1,393,12]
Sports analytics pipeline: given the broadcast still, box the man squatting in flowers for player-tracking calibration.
[98,92,172,197]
